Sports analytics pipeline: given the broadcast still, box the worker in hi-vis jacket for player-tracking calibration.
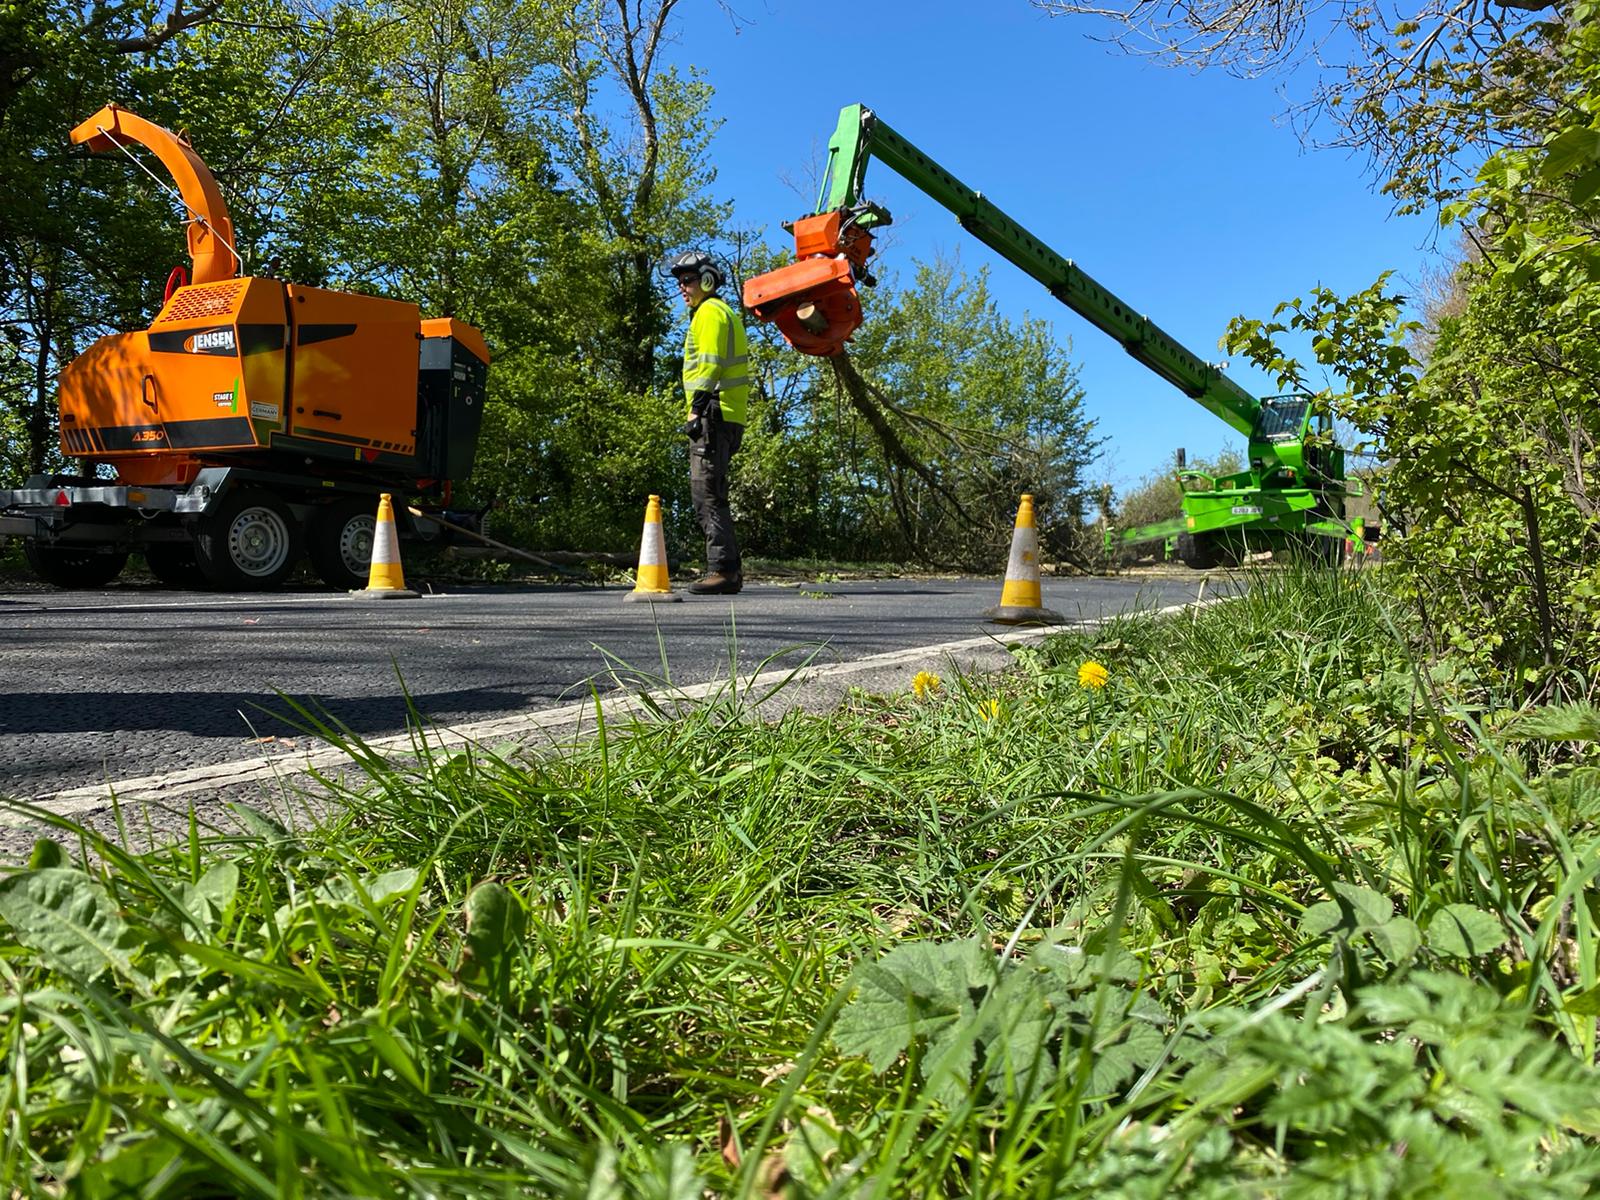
[670,251,749,595]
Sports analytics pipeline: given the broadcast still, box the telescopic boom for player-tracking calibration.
[745,103,1261,438]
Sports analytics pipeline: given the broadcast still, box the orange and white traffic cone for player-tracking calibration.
[985,493,1064,625]
[623,494,682,603]
[351,492,418,599]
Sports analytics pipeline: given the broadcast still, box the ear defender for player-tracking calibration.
[699,269,716,292]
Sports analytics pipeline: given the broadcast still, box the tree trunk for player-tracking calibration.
[27,280,54,476]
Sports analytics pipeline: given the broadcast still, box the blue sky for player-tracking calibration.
[666,0,1441,491]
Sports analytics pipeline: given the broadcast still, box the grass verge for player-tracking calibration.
[3,566,1599,1196]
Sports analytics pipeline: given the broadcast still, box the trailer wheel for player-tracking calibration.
[23,541,129,589]
[144,541,208,589]
[308,497,378,590]
[195,489,301,590]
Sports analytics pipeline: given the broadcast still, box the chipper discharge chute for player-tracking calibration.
[0,104,491,591]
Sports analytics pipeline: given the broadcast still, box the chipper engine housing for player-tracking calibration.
[60,276,489,490]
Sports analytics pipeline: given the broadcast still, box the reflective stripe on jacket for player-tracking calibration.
[682,295,749,425]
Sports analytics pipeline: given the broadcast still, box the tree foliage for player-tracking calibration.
[1226,261,1598,684]
[1214,0,1600,688]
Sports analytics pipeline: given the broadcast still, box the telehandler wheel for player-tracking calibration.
[1175,532,1220,571]
[144,541,208,589]
[308,497,378,590]
[195,489,302,590]
[22,540,129,589]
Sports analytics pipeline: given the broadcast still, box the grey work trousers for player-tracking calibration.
[689,418,744,574]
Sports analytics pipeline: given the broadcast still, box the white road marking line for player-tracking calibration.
[13,596,1208,820]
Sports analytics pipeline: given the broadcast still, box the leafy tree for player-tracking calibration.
[0,0,229,476]
[1215,0,1600,688]
[1225,265,1598,686]
[0,0,730,561]
[546,0,728,396]
[0,0,389,478]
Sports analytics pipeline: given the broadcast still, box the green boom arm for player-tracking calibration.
[816,104,1261,439]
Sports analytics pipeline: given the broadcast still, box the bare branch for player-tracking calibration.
[111,0,224,54]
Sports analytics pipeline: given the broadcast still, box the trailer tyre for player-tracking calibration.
[23,541,128,589]
[144,541,208,589]
[195,489,301,590]
[308,497,378,590]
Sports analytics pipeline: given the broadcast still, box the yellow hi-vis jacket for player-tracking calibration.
[682,295,749,425]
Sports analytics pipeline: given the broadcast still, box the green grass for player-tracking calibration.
[3,567,1599,1196]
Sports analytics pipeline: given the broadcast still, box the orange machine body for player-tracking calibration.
[58,104,490,491]
[740,211,879,357]
[58,278,489,488]
[71,105,239,286]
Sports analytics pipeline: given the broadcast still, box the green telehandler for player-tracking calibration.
[742,103,1361,569]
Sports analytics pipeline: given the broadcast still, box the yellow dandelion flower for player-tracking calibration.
[978,698,1002,722]
[912,670,942,699]
[1077,660,1110,690]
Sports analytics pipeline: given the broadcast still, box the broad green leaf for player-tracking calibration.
[1426,905,1506,958]
[1086,1017,1167,1097]
[1369,916,1421,963]
[229,803,291,841]
[314,868,419,911]
[636,1145,703,1200]
[0,868,139,981]
[180,862,239,933]
[832,941,993,1074]
[463,881,526,992]
[1332,881,1393,928]
[1040,941,1140,990]
[785,1108,849,1192]
[229,803,301,860]
[271,868,420,938]
[1301,900,1346,937]
[975,968,1059,1097]
[1563,984,1600,1017]
[1508,704,1600,742]
[350,868,420,907]
[27,838,64,870]
[1572,164,1600,205]
[1540,127,1600,179]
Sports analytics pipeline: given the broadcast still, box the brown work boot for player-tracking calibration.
[689,571,743,595]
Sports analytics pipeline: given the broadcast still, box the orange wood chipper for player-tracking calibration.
[0,104,490,590]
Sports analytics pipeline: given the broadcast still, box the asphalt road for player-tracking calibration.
[0,573,1206,830]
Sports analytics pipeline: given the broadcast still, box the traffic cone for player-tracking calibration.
[985,494,1064,624]
[623,494,682,603]
[351,493,418,599]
